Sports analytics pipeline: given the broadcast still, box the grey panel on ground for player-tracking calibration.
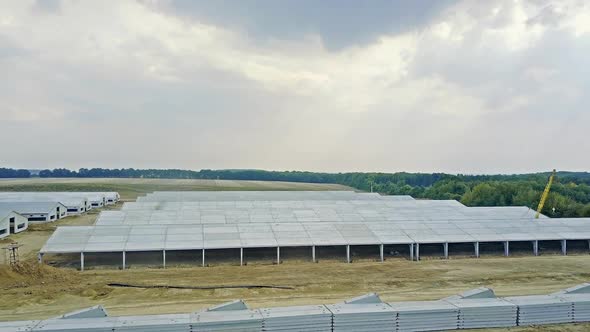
[207,300,249,312]
[553,283,590,295]
[444,287,496,300]
[344,293,382,304]
[59,305,108,319]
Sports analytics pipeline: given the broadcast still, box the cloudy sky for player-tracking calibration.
[1,0,589,174]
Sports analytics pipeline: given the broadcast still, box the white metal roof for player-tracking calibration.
[41,215,590,253]
[0,201,64,214]
[40,191,585,254]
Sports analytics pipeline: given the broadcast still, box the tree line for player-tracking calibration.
[1,167,590,217]
[0,168,31,178]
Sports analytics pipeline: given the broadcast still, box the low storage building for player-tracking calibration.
[0,192,92,215]
[0,202,67,223]
[0,208,28,238]
[0,209,11,239]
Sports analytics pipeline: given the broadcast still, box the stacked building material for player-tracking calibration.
[5,285,590,332]
[327,303,396,332]
[0,320,40,332]
[259,305,332,331]
[191,310,263,331]
[552,294,590,323]
[114,314,189,332]
[388,301,459,332]
[444,298,517,329]
[504,295,574,326]
[552,283,590,323]
[29,317,117,331]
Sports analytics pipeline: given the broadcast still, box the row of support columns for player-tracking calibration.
[346,245,350,263]
[425,240,570,261]
[67,240,587,271]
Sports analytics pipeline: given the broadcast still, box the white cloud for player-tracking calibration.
[0,0,588,172]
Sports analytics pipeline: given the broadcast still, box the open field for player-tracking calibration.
[1,178,590,331]
[0,177,352,200]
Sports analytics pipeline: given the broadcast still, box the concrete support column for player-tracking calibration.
[504,241,510,257]
[202,249,205,267]
[312,246,316,263]
[122,251,126,270]
[380,244,384,262]
[240,248,244,266]
[80,252,85,272]
[474,242,480,258]
[443,242,449,259]
[409,244,414,261]
[416,243,420,261]
[346,245,351,263]
[163,250,166,269]
[561,240,567,256]
[533,240,539,256]
[276,247,280,265]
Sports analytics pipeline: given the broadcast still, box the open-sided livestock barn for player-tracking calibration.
[40,191,590,269]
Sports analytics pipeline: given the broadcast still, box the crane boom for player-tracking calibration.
[535,169,556,219]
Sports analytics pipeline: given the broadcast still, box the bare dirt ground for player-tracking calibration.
[0,178,589,331]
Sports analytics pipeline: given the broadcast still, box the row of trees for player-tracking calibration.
[367,177,590,218]
[0,168,30,178]
[3,167,590,217]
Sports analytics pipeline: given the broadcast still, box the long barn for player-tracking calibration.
[40,191,590,270]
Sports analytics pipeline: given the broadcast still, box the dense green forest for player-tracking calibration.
[0,168,31,178]
[2,167,590,217]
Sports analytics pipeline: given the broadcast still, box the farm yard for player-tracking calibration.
[0,179,590,331]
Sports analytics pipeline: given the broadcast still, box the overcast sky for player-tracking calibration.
[1,0,589,174]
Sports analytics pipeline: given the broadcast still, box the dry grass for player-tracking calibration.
[2,255,590,324]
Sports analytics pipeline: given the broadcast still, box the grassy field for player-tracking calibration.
[0,177,352,200]
[0,178,589,331]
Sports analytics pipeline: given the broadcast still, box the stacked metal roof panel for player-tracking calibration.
[0,320,40,332]
[32,317,118,331]
[444,298,517,329]
[328,303,396,332]
[115,314,189,332]
[388,301,459,332]
[4,284,590,332]
[553,293,590,323]
[505,295,574,326]
[259,305,332,331]
[191,310,263,331]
